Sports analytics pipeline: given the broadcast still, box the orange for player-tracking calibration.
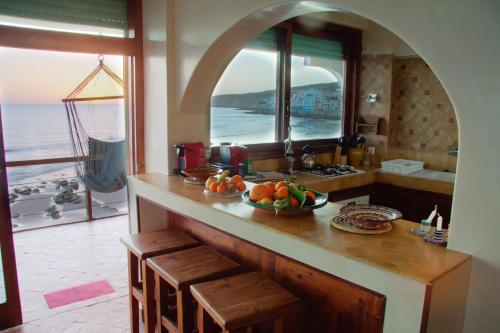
[304,191,316,201]
[209,182,218,192]
[275,187,289,199]
[275,181,286,192]
[290,197,299,207]
[249,184,274,202]
[217,183,227,193]
[263,181,276,193]
[236,182,246,191]
[230,175,243,185]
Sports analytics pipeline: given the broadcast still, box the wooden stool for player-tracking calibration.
[121,230,199,333]
[190,271,301,333]
[146,245,240,333]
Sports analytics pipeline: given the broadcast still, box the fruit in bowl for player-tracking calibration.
[205,170,247,195]
[243,179,327,215]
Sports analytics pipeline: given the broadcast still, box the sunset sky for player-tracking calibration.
[0,47,124,104]
[0,47,338,104]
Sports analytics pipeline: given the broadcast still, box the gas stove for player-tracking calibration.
[298,164,363,178]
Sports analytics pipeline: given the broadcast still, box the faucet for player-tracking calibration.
[283,126,295,174]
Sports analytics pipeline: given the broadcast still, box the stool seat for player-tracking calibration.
[147,245,239,290]
[120,229,198,259]
[190,271,301,331]
[121,229,199,333]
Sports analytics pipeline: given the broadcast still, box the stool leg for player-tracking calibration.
[142,261,156,333]
[273,318,284,333]
[198,306,216,333]
[155,273,164,333]
[128,251,140,333]
[177,289,194,333]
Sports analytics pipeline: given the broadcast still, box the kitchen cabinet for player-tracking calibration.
[328,183,453,228]
[328,184,373,203]
[372,183,452,228]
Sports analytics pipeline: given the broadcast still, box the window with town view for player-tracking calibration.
[290,33,344,141]
[210,27,346,146]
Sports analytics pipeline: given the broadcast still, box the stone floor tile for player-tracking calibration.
[1,216,134,332]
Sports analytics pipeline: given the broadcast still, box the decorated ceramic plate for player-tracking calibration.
[338,203,402,230]
[241,190,327,216]
[182,167,222,181]
[331,215,392,235]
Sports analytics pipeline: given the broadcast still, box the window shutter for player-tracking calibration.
[0,0,127,29]
[292,33,343,60]
[246,29,278,52]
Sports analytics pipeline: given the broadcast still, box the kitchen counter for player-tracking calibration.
[375,169,454,195]
[128,172,470,333]
[294,166,454,196]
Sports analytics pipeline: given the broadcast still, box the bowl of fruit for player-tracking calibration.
[242,180,327,216]
[204,170,247,197]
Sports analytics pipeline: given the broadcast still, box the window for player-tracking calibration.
[0,0,128,37]
[290,33,344,141]
[211,30,278,146]
[0,47,128,229]
[210,19,360,151]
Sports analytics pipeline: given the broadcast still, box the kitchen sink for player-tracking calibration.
[408,169,455,183]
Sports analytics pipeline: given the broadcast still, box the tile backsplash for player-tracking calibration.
[358,55,458,171]
[358,54,393,158]
[389,57,458,171]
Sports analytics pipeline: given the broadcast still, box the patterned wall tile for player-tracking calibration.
[358,55,458,171]
[388,57,458,171]
[358,54,393,158]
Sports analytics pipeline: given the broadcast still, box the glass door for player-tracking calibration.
[0,104,22,329]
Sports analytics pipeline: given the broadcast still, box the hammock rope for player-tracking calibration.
[62,56,127,193]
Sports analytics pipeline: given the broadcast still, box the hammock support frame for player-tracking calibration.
[63,56,127,194]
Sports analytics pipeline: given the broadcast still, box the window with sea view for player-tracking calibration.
[210,22,350,147]
[211,48,278,146]
[0,47,128,230]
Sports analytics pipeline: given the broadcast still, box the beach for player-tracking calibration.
[2,103,128,230]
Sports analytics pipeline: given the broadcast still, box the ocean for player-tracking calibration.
[2,105,340,183]
[1,103,125,183]
[210,107,342,145]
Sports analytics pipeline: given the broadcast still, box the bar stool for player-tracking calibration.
[146,245,240,333]
[121,229,199,333]
[190,271,302,333]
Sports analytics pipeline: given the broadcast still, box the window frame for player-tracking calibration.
[0,0,144,174]
[211,17,361,160]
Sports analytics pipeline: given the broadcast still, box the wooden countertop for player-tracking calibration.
[374,170,454,195]
[292,167,454,196]
[131,173,469,284]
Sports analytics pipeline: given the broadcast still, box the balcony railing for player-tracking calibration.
[7,156,127,231]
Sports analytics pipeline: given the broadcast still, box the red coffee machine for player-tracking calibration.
[175,142,206,170]
[220,144,248,175]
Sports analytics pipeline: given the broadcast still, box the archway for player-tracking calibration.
[168,2,500,330]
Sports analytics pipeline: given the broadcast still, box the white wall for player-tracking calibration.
[306,11,417,56]
[143,0,500,331]
[362,21,416,57]
[142,0,168,172]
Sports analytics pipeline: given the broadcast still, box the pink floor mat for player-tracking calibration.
[43,280,115,309]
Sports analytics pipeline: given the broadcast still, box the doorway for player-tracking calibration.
[0,47,133,325]
[1,47,129,231]
[0,104,22,329]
